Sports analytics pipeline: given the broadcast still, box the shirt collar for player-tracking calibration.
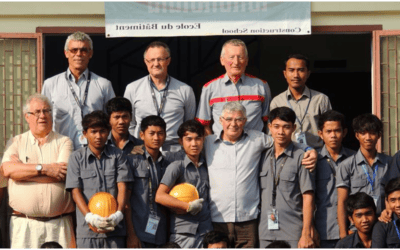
[319,145,351,161]
[67,68,89,83]
[223,73,245,85]
[182,154,205,169]
[355,149,383,166]
[274,142,295,159]
[353,231,367,248]
[28,130,53,145]
[215,129,249,143]
[286,85,311,100]
[148,74,170,91]
[144,149,163,164]
[107,132,137,147]
[86,144,111,160]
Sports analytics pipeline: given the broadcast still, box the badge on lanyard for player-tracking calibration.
[371,195,379,206]
[268,209,279,230]
[295,132,307,145]
[145,214,160,235]
[78,130,87,145]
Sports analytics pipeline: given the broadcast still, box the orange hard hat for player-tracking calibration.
[88,192,117,233]
[169,183,199,203]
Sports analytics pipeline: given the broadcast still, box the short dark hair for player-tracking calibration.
[266,240,291,248]
[82,111,111,132]
[41,241,63,248]
[346,192,376,216]
[385,177,400,199]
[160,242,181,248]
[284,54,310,70]
[105,97,132,117]
[177,120,204,139]
[140,115,166,132]
[202,231,230,248]
[352,114,383,134]
[269,107,296,125]
[318,110,346,131]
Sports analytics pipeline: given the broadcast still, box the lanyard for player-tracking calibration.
[361,163,378,192]
[394,220,400,240]
[150,76,170,116]
[269,152,289,207]
[65,71,91,119]
[146,157,160,215]
[286,88,312,128]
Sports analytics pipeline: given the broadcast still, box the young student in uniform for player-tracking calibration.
[66,111,132,248]
[371,177,400,248]
[336,114,392,239]
[315,110,355,248]
[335,192,376,248]
[155,120,213,248]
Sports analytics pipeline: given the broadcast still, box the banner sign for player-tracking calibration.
[105,2,311,37]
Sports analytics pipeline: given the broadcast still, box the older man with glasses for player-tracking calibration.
[1,93,75,248]
[42,31,115,150]
[124,41,196,152]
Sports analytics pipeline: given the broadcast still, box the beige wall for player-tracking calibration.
[0,2,400,33]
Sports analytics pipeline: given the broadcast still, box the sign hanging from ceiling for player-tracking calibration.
[105,2,311,37]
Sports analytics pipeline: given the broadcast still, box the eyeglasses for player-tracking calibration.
[68,47,90,55]
[221,117,246,123]
[27,109,52,117]
[145,57,170,64]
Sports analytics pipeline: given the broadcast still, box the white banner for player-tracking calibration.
[105,2,311,37]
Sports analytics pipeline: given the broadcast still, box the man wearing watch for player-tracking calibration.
[1,93,75,248]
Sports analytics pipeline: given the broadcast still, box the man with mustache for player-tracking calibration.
[270,54,332,148]
[196,39,272,136]
[42,31,115,150]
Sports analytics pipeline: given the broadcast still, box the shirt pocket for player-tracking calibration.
[279,170,297,192]
[259,168,269,189]
[104,169,116,189]
[81,170,98,189]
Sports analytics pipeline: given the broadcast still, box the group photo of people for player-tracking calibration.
[0,30,400,249]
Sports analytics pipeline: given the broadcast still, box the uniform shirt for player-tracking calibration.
[270,86,332,148]
[2,130,74,217]
[259,143,314,241]
[196,73,271,135]
[315,146,356,240]
[371,213,400,248]
[204,129,274,223]
[128,150,186,245]
[124,75,196,150]
[336,149,393,214]
[106,132,143,155]
[160,155,212,236]
[387,150,400,182]
[335,232,366,248]
[65,144,132,239]
[42,68,115,150]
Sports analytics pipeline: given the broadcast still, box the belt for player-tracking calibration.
[12,210,74,222]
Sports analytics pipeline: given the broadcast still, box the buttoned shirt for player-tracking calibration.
[315,146,356,240]
[106,132,143,155]
[196,73,271,135]
[336,149,393,214]
[2,130,74,217]
[270,86,332,148]
[128,150,186,245]
[42,68,115,150]
[371,213,400,248]
[204,129,274,223]
[124,75,196,150]
[65,144,132,239]
[161,155,212,236]
[259,143,314,241]
[335,232,367,248]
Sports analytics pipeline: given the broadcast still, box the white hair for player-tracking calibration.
[220,39,248,58]
[64,31,93,51]
[23,93,52,115]
[220,102,247,118]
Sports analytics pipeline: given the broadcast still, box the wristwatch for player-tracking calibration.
[35,164,43,173]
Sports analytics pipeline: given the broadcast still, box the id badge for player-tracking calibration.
[372,195,379,206]
[78,130,87,145]
[267,209,279,230]
[145,214,160,235]
[295,132,307,145]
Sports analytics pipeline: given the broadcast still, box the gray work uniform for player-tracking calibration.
[336,149,393,214]
[106,133,143,155]
[270,86,332,148]
[160,155,213,248]
[127,150,185,246]
[124,75,196,151]
[65,144,133,247]
[42,68,115,150]
[196,73,271,135]
[315,146,355,244]
[259,143,314,245]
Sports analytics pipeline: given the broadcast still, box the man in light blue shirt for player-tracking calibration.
[42,31,115,149]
